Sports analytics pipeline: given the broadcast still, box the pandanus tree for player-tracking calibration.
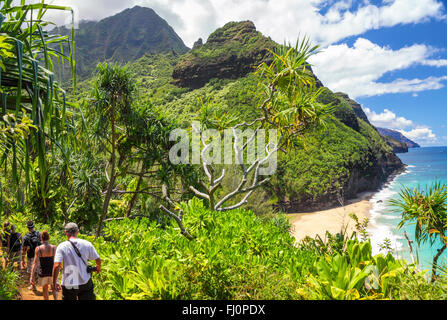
[0,1,76,214]
[181,39,333,213]
[88,63,196,238]
[391,182,447,282]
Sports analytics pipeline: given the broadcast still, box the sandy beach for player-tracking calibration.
[289,192,374,244]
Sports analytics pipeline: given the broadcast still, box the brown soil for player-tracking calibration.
[1,250,59,300]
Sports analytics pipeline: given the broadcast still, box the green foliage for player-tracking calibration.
[0,1,76,208]
[0,264,19,300]
[392,182,447,246]
[305,238,418,300]
[391,181,447,280]
[93,198,316,300]
[53,6,188,81]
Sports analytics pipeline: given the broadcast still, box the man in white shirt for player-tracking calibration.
[52,222,101,300]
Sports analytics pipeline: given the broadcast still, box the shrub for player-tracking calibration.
[93,198,316,300]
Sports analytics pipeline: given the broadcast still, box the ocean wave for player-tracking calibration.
[367,170,409,256]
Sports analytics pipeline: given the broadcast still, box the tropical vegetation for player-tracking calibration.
[0,0,446,301]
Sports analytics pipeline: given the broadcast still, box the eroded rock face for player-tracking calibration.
[276,153,405,213]
[335,92,371,125]
[172,51,271,89]
[172,21,276,89]
[172,20,325,90]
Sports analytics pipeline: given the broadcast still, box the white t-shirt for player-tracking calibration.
[54,238,100,288]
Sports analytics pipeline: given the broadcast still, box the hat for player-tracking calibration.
[27,220,34,228]
[64,222,79,234]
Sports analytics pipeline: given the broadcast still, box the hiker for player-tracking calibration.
[53,222,101,300]
[1,221,10,249]
[21,220,41,290]
[8,224,22,268]
[30,231,57,300]
[1,221,10,265]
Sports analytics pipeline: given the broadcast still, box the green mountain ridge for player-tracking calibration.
[54,6,189,81]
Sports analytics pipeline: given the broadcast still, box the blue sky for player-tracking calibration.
[44,0,447,146]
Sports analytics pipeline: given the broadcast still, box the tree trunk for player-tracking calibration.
[125,167,145,217]
[96,105,117,239]
[431,243,447,282]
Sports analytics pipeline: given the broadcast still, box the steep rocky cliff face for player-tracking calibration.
[335,92,371,125]
[172,21,276,88]
[273,89,405,212]
[172,21,324,89]
[381,135,409,153]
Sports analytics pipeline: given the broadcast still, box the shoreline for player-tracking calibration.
[289,191,374,243]
[289,167,410,246]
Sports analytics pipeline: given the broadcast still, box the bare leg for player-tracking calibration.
[42,284,49,300]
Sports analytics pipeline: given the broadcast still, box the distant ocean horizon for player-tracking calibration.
[368,146,447,271]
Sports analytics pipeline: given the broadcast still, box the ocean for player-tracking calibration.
[368,147,447,271]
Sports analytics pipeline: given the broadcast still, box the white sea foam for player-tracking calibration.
[367,171,409,256]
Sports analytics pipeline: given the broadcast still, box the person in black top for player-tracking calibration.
[21,220,41,290]
[1,221,11,265]
[30,231,57,300]
[8,224,22,268]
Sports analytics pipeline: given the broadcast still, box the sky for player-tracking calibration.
[39,0,447,146]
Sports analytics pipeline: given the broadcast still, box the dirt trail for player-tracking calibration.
[1,250,59,300]
[17,268,60,300]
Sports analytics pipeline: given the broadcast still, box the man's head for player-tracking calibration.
[27,220,34,231]
[64,222,79,238]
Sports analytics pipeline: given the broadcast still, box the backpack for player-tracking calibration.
[9,232,22,252]
[27,231,41,257]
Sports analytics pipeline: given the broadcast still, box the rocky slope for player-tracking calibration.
[172,21,275,89]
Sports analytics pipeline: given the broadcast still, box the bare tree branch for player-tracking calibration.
[159,205,194,241]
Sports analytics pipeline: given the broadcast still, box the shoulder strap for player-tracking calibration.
[68,240,88,267]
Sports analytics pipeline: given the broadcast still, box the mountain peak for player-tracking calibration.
[54,6,188,80]
[207,21,257,44]
[172,20,276,88]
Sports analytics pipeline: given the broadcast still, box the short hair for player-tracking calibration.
[64,222,79,236]
[41,230,50,241]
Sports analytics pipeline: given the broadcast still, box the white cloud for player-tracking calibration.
[362,107,438,145]
[363,107,414,129]
[422,59,447,67]
[24,0,446,47]
[309,38,447,98]
[398,128,437,144]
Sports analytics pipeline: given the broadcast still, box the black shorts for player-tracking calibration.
[62,278,96,300]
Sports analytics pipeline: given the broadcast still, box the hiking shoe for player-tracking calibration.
[27,285,36,291]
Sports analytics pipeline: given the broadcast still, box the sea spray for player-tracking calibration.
[367,169,410,257]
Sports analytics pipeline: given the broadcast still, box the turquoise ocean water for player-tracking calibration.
[368,147,447,271]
